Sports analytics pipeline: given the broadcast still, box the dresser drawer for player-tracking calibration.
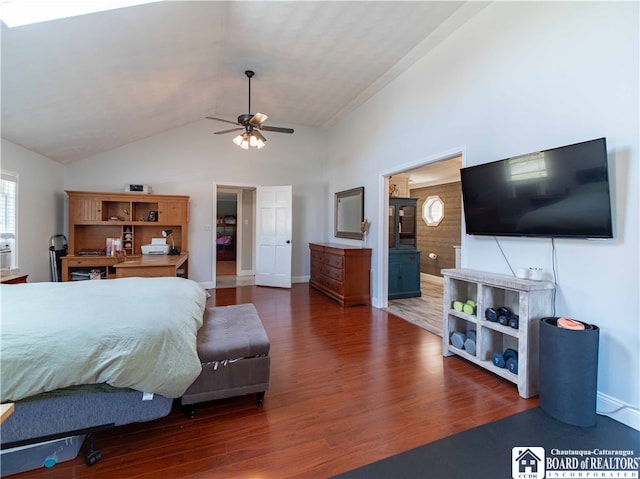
[318,275,344,295]
[310,249,323,264]
[311,249,344,269]
[321,264,344,282]
[323,253,343,269]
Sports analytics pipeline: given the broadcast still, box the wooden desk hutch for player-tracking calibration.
[62,191,189,281]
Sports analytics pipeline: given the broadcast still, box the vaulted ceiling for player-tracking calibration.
[1,1,487,164]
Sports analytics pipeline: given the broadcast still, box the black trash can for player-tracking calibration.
[539,317,599,427]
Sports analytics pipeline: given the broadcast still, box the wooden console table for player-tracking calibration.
[114,253,188,279]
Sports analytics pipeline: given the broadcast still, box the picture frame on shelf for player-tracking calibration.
[147,210,158,222]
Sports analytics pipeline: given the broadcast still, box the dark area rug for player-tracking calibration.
[332,408,639,479]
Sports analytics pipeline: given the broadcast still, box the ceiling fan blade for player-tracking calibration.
[249,112,268,126]
[214,127,243,135]
[260,125,294,134]
[206,116,240,126]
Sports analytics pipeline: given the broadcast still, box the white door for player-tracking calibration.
[255,185,292,288]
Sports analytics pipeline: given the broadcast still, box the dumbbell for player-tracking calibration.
[463,300,477,316]
[453,300,477,316]
[450,330,476,355]
[497,306,512,326]
[508,315,519,329]
[464,335,476,356]
[491,348,518,371]
[450,331,465,349]
[485,307,498,322]
[506,355,518,374]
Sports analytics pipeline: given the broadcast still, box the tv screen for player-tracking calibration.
[461,138,613,238]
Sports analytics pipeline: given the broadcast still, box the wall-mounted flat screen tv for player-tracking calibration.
[460,138,613,238]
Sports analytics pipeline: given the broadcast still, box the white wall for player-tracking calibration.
[327,2,639,426]
[1,139,65,282]
[64,119,328,285]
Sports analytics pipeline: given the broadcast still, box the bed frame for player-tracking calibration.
[0,387,173,465]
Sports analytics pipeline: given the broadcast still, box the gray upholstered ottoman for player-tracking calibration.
[181,303,270,418]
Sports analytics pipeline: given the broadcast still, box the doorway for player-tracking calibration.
[381,151,464,335]
[215,186,256,288]
[216,189,238,267]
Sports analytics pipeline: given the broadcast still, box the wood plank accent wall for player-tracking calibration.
[411,181,461,277]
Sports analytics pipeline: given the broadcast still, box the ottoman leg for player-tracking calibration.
[182,403,196,419]
[256,391,265,407]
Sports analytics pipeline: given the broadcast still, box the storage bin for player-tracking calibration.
[539,317,599,427]
[0,435,85,476]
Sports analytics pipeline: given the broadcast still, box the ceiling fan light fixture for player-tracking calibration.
[233,131,265,150]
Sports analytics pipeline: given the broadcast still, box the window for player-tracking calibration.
[422,195,444,226]
[1,172,18,270]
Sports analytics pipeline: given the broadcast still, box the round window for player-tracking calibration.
[423,195,444,226]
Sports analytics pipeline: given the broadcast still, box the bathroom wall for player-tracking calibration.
[411,181,461,276]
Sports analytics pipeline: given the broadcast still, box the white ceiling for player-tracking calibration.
[405,156,462,189]
[1,1,487,165]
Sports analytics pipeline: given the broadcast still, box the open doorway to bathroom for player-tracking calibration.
[385,155,462,337]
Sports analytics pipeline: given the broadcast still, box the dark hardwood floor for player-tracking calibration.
[14,284,538,479]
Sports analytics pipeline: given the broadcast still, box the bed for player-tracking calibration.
[0,276,207,464]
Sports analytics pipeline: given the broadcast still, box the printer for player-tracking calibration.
[141,238,169,255]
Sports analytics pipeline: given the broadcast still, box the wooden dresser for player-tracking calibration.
[309,242,371,306]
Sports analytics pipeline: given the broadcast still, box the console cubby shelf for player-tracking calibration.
[442,268,555,398]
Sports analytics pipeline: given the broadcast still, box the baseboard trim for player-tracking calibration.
[597,392,640,431]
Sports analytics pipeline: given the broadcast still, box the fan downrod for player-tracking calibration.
[245,70,255,114]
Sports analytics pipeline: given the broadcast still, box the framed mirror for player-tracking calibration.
[335,187,364,239]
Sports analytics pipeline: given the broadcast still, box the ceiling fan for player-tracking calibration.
[206,70,294,149]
